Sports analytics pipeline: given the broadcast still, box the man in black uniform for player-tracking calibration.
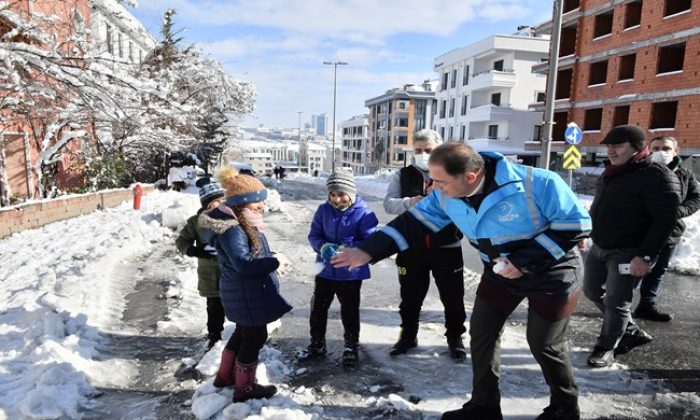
[382,129,467,362]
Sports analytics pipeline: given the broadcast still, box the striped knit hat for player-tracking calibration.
[326,169,356,203]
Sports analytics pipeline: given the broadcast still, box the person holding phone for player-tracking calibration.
[583,125,680,368]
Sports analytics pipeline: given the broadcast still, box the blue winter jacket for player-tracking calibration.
[308,196,379,281]
[199,207,292,326]
[360,153,592,298]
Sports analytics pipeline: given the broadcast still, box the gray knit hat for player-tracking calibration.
[326,169,356,203]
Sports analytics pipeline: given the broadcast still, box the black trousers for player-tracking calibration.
[309,276,363,347]
[206,297,225,342]
[224,324,268,364]
[395,247,466,339]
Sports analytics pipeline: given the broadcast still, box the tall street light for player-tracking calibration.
[295,110,303,172]
[323,61,348,171]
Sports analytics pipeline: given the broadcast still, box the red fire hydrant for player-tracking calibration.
[133,184,143,210]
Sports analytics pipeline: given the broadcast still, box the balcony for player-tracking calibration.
[469,69,516,91]
[467,103,515,122]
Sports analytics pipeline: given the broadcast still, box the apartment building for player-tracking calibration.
[91,0,156,66]
[365,82,436,170]
[340,115,370,174]
[531,0,700,161]
[433,30,549,155]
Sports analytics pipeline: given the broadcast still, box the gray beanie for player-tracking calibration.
[326,169,356,203]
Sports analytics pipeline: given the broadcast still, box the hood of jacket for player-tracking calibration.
[198,207,239,244]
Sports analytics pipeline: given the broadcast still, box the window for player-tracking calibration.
[463,65,470,85]
[613,105,630,126]
[533,125,543,141]
[448,126,454,140]
[118,33,123,58]
[461,95,468,115]
[440,100,446,118]
[139,49,143,62]
[441,72,448,90]
[488,125,499,139]
[451,69,457,88]
[556,68,573,99]
[624,1,642,28]
[491,93,501,106]
[554,111,568,141]
[449,98,455,117]
[563,0,580,13]
[618,54,636,80]
[560,25,577,57]
[589,60,608,85]
[650,101,678,129]
[583,108,603,131]
[593,11,614,39]
[535,92,546,102]
[106,24,113,54]
[493,60,504,71]
[460,125,466,140]
[398,101,406,109]
[395,117,408,127]
[128,41,134,62]
[440,127,445,139]
[657,42,686,74]
[664,0,692,17]
[395,134,408,144]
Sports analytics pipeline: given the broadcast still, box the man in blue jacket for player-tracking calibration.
[333,142,591,420]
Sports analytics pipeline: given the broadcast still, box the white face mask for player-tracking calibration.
[413,153,430,171]
[650,151,674,166]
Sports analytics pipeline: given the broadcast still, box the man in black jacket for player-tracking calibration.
[633,136,700,322]
[584,125,681,368]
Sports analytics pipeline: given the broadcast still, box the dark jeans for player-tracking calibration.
[224,324,268,364]
[206,297,225,342]
[309,276,362,347]
[470,294,578,409]
[583,244,642,350]
[395,247,466,339]
[639,243,676,306]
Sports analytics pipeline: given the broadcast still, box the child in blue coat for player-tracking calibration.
[199,167,292,402]
[297,169,378,367]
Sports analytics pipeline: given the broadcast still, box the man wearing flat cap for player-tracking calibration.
[583,124,680,368]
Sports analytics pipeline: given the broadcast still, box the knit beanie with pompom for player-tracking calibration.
[217,166,268,207]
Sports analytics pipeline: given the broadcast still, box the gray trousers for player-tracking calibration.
[470,296,578,409]
[583,244,642,350]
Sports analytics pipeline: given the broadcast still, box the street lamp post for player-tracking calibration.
[295,111,303,172]
[323,61,348,171]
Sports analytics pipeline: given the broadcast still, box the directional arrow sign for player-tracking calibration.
[563,145,581,170]
[564,123,583,145]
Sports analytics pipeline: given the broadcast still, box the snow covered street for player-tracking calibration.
[1,177,699,419]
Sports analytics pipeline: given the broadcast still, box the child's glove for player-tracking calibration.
[320,243,340,264]
[186,246,217,260]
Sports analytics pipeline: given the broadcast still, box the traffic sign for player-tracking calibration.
[564,123,583,145]
[563,145,581,170]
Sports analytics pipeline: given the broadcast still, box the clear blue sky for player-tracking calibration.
[131,1,554,129]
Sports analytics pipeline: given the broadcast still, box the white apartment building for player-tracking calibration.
[433,30,549,155]
[340,115,370,175]
[90,0,156,66]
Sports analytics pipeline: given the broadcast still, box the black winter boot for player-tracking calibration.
[633,303,672,322]
[447,336,467,363]
[535,404,580,420]
[296,341,327,361]
[441,401,503,420]
[389,334,417,356]
[615,329,652,355]
[342,346,359,368]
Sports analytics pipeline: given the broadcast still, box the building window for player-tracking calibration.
[664,0,691,17]
[118,33,123,58]
[563,0,580,13]
[449,98,455,117]
[395,117,408,127]
[535,92,546,102]
[554,111,568,141]
[624,1,642,28]
[448,126,454,140]
[583,108,603,131]
[560,25,577,56]
[491,93,501,106]
[461,95,468,115]
[128,41,134,62]
[440,126,445,139]
[106,24,113,54]
[588,60,608,85]
[460,125,466,140]
[463,65,470,85]
[613,105,630,126]
[556,68,573,99]
[451,69,457,88]
[493,59,504,71]
[395,134,408,144]
[593,11,614,39]
[618,54,636,81]
[139,49,143,62]
[440,100,446,118]
[657,42,686,74]
[533,125,543,141]
[488,125,499,139]
[398,101,406,109]
[441,72,448,90]
[650,101,678,129]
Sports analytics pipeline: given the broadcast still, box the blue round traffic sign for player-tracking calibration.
[564,124,583,145]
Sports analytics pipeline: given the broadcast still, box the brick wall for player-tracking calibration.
[0,185,154,239]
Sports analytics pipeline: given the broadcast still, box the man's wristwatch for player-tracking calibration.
[641,255,653,264]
